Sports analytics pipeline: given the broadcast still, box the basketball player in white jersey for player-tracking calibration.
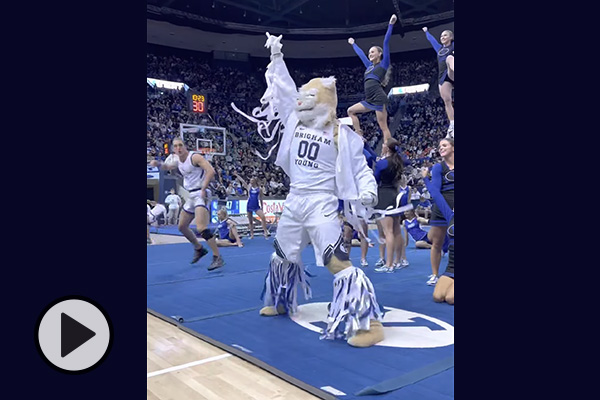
[150,138,224,271]
[147,200,167,225]
[233,33,383,348]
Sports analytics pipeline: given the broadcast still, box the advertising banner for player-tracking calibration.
[209,199,285,223]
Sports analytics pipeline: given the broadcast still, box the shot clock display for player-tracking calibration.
[187,91,207,114]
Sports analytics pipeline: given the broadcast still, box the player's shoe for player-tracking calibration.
[374,258,385,268]
[374,266,394,273]
[360,259,369,268]
[191,246,209,264]
[208,255,225,271]
[393,259,409,270]
[426,274,439,286]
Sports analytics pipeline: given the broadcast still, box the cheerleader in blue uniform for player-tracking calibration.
[423,26,454,138]
[235,173,270,239]
[215,208,244,247]
[403,209,449,254]
[422,169,454,305]
[373,139,408,273]
[347,14,397,143]
[423,138,454,286]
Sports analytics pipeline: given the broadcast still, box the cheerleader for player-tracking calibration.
[215,208,244,247]
[422,138,454,285]
[423,27,454,138]
[373,139,407,273]
[234,173,270,239]
[421,169,454,305]
[347,14,397,143]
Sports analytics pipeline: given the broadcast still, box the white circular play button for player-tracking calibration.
[35,296,113,374]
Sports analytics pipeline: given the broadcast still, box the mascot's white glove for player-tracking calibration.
[360,192,377,207]
[265,32,283,56]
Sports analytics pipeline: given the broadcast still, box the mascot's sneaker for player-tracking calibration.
[191,247,209,264]
[347,320,384,348]
[259,303,287,316]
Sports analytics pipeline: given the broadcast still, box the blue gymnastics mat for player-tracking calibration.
[149,223,218,236]
[147,234,454,399]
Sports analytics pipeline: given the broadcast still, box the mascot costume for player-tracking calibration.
[232,33,384,347]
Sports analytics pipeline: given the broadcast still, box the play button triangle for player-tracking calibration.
[61,313,96,358]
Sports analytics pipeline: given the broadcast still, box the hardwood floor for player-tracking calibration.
[147,314,321,400]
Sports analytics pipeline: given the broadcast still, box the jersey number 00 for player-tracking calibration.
[297,140,320,161]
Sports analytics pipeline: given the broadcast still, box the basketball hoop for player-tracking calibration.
[200,149,214,162]
[179,124,227,162]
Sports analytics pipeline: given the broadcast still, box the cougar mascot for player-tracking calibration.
[233,33,384,347]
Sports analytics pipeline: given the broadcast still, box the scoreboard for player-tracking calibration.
[187,90,207,114]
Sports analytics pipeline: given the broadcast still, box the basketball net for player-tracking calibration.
[198,148,214,162]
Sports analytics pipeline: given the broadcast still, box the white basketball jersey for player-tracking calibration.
[289,124,337,192]
[151,204,166,218]
[177,151,206,191]
[164,194,180,210]
[148,204,166,224]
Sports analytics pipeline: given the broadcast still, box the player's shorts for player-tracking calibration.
[439,70,454,86]
[376,187,412,217]
[423,234,433,245]
[413,231,430,244]
[430,191,454,227]
[221,232,236,243]
[376,187,397,211]
[247,199,261,213]
[275,191,343,267]
[361,79,389,111]
[183,188,211,214]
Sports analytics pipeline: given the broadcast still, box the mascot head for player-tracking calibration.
[295,76,337,129]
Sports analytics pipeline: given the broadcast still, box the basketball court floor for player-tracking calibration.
[147,228,454,399]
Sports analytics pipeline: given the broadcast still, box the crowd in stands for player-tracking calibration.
[147,49,448,199]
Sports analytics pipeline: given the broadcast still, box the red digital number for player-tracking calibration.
[193,100,204,113]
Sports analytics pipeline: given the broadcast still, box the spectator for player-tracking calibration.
[410,185,421,209]
[147,48,448,201]
[416,196,432,220]
[164,188,182,225]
